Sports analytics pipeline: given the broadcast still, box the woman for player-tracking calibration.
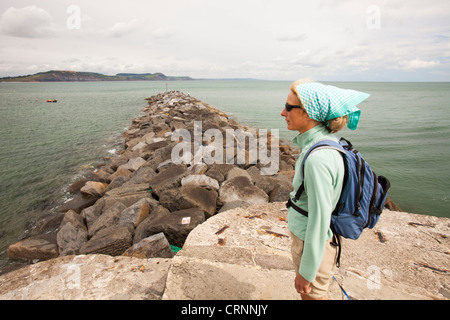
[281,80,370,300]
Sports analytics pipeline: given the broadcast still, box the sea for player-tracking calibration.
[0,80,449,267]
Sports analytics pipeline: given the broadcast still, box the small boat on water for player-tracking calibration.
[46,99,57,103]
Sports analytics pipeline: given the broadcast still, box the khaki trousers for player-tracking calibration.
[290,232,339,299]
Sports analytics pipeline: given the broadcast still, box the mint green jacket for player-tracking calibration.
[288,125,345,282]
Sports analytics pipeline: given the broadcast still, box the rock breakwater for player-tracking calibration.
[6,91,297,263]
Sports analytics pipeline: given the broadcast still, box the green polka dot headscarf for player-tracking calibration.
[293,82,370,130]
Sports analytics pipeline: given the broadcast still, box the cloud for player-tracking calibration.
[151,27,176,40]
[106,19,139,38]
[0,6,59,38]
[398,58,441,71]
[433,35,450,43]
[277,33,308,42]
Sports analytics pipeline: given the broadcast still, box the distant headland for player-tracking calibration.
[0,70,194,82]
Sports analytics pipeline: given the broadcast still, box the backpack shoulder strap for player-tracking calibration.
[292,139,345,204]
[300,140,345,180]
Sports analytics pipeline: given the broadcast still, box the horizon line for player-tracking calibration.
[1,69,449,83]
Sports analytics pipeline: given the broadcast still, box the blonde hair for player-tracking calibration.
[326,116,348,133]
[290,78,348,133]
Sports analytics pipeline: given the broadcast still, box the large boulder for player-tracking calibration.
[117,157,146,172]
[56,210,88,256]
[109,168,132,181]
[148,164,189,196]
[57,195,98,213]
[159,186,218,218]
[218,176,268,205]
[268,181,294,202]
[104,183,152,208]
[247,172,294,203]
[91,168,112,184]
[139,207,206,247]
[80,181,108,198]
[123,232,173,259]
[225,167,253,182]
[178,186,218,218]
[181,174,220,191]
[118,198,151,228]
[80,198,104,230]
[67,178,89,194]
[80,226,133,256]
[8,234,59,261]
[126,166,157,184]
[133,205,171,244]
[87,200,127,238]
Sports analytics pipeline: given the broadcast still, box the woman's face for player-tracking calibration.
[281,91,313,133]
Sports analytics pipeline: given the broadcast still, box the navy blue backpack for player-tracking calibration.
[286,137,390,266]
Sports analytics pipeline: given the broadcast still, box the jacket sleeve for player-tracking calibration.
[299,149,340,282]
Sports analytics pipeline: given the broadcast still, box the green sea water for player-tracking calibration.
[1,80,449,266]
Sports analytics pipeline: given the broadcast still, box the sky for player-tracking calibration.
[0,0,449,81]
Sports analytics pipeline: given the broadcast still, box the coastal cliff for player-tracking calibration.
[0,70,193,82]
[1,91,448,300]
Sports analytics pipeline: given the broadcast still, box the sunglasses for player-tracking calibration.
[285,103,302,112]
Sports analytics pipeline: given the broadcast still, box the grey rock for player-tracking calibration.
[159,186,218,218]
[148,164,189,196]
[219,176,268,205]
[57,195,98,214]
[133,205,171,244]
[56,210,88,256]
[139,207,205,248]
[88,200,127,238]
[8,234,59,262]
[118,198,151,228]
[181,174,219,190]
[80,226,133,256]
[117,157,146,172]
[123,232,173,259]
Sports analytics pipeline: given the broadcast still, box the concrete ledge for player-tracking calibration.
[163,202,450,300]
[0,254,171,300]
[163,202,300,300]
